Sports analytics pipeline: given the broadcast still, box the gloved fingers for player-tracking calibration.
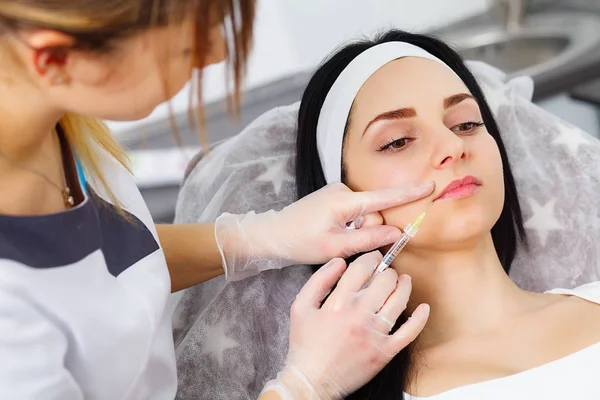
[359,212,384,227]
[346,212,382,229]
[375,274,412,331]
[385,303,430,355]
[357,268,398,314]
[338,225,402,257]
[322,251,381,310]
[344,181,434,221]
[292,258,346,314]
[375,313,396,333]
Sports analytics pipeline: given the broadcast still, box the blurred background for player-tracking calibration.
[105,0,600,223]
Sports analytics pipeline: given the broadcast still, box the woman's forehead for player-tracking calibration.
[354,57,468,111]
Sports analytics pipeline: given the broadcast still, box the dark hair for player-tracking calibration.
[295,30,527,399]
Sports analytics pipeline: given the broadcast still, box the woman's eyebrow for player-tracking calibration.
[361,93,477,137]
[444,93,476,109]
[362,107,417,137]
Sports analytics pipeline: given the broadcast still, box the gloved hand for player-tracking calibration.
[215,181,433,280]
[260,251,430,399]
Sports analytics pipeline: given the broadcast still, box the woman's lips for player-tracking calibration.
[434,175,482,201]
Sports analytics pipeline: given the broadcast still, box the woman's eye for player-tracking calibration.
[378,137,412,152]
[451,121,485,134]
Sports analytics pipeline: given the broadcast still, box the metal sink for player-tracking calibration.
[459,34,569,74]
[443,12,600,79]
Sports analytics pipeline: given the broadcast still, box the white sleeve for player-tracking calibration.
[0,288,83,400]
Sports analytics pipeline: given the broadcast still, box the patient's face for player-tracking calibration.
[343,57,504,251]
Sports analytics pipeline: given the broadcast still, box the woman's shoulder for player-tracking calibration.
[545,281,600,351]
[545,281,600,326]
[545,280,600,305]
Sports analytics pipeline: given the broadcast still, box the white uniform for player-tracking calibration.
[0,144,176,399]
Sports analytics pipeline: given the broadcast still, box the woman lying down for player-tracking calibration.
[173,29,600,399]
[294,30,600,399]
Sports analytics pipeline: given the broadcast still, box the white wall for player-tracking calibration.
[276,0,489,72]
[107,0,490,135]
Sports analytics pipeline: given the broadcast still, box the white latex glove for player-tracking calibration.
[215,181,434,280]
[260,251,430,399]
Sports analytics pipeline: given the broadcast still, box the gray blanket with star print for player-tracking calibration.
[171,61,600,400]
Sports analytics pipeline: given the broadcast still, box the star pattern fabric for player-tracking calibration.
[199,318,240,368]
[552,126,595,156]
[523,198,563,247]
[172,104,309,400]
[172,62,600,399]
[255,159,294,197]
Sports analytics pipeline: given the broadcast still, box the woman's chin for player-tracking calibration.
[409,214,496,252]
[382,199,500,251]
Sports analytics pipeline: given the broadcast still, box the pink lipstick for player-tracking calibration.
[434,175,482,201]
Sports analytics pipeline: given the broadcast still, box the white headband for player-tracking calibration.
[316,41,459,184]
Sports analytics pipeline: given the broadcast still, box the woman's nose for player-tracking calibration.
[430,127,467,169]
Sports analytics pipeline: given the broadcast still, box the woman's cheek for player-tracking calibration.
[346,161,397,191]
[380,205,420,231]
[366,162,409,190]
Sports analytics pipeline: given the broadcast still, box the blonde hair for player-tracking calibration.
[0,0,255,205]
